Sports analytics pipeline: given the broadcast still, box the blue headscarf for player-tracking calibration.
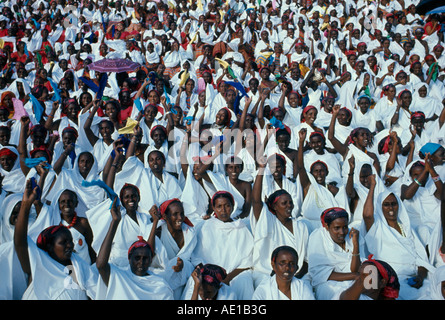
[419,143,441,157]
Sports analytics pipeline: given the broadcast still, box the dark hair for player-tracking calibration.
[266,189,291,214]
[270,245,299,276]
[211,191,235,207]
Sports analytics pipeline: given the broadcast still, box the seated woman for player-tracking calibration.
[345,157,386,228]
[307,207,362,300]
[328,105,381,182]
[362,175,435,300]
[265,127,298,181]
[184,263,237,300]
[0,146,26,194]
[262,153,302,218]
[204,156,252,220]
[401,155,443,247]
[48,151,106,211]
[148,198,197,299]
[186,191,255,300]
[250,160,310,287]
[339,255,400,300]
[25,182,96,263]
[303,130,342,185]
[13,180,98,300]
[252,246,315,300]
[95,198,174,300]
[297,128,350,233]
[83,100,115,172]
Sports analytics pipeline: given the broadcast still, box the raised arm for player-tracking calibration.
[96,197,121,286]
[362,174,376,232]
[328,105,348,157]
[83,100,102,147]
[297,128,311,193]
[252,157,267,221]
[13,180,38,283]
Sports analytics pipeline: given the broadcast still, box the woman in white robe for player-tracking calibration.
[14,182,98,300]
[47,151,106,211]
[95,197,174,300]
[297,129,350,233]
[307,207,363,300]
[362,178,436,300]
[252,246,315,300]
[0,146,26,194]
[149,199,197,299]
[250,163,310,288]
[187,191,255,300]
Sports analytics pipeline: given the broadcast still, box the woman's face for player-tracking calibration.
[151,128,166,147]
[303,108,317,125]
[105,103,118,119]
[358,98,370,114]
[271,250,298,283]
[99,121,113,140]
[353,129,369,148]
[276,134,290,151]
[215,109,229,126]
[359,165,373,189]
[58,191,77,217]
[81,93,92,107]
[213,197,233,222]
[381,193,399,223]
[148,151,165,173]
[225,163,242,180]
[310,163,327,185]
[409,165,424,181]
[129,247,152,276]
[431,147,445,166]
[386,86,396,99]
[78,153,94,178]
[165,202,184,232]
[121,187,140,212]
[337,109,350,126]
[0,154,15,171]
[326,217,349,246]
[62,131,76,148]
[418,86,427,98]
[144,106,158,123]
[288,93,299,108]
[49,229,74,265]
[309,136,324,154]
[272,194,294,219]
[268,158,285,179]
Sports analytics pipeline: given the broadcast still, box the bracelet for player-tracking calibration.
[352,253,360,257]
[432,175,441,183]
[111,163,117,167]
[47,114,54,118]
[414,178,422,186]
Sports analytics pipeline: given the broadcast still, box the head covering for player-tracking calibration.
[127,236,154,258]
[320,207,349,228]
[159,198,193,226]
[36,225,67,252]
[419,143,442,157]
[365,254,400,299]
[198,264,227,288]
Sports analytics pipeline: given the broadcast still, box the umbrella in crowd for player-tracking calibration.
[87,58,141,73]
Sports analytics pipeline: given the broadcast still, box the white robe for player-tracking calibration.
[252,275,315,300]
[362,190,435,300]
[250,204,309,287]
[308,227,363,300]
[21,238,97,300]
[190,216,255,299]
[95,265,174,300]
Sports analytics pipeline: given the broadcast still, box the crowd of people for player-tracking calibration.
[0,0,444,301]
